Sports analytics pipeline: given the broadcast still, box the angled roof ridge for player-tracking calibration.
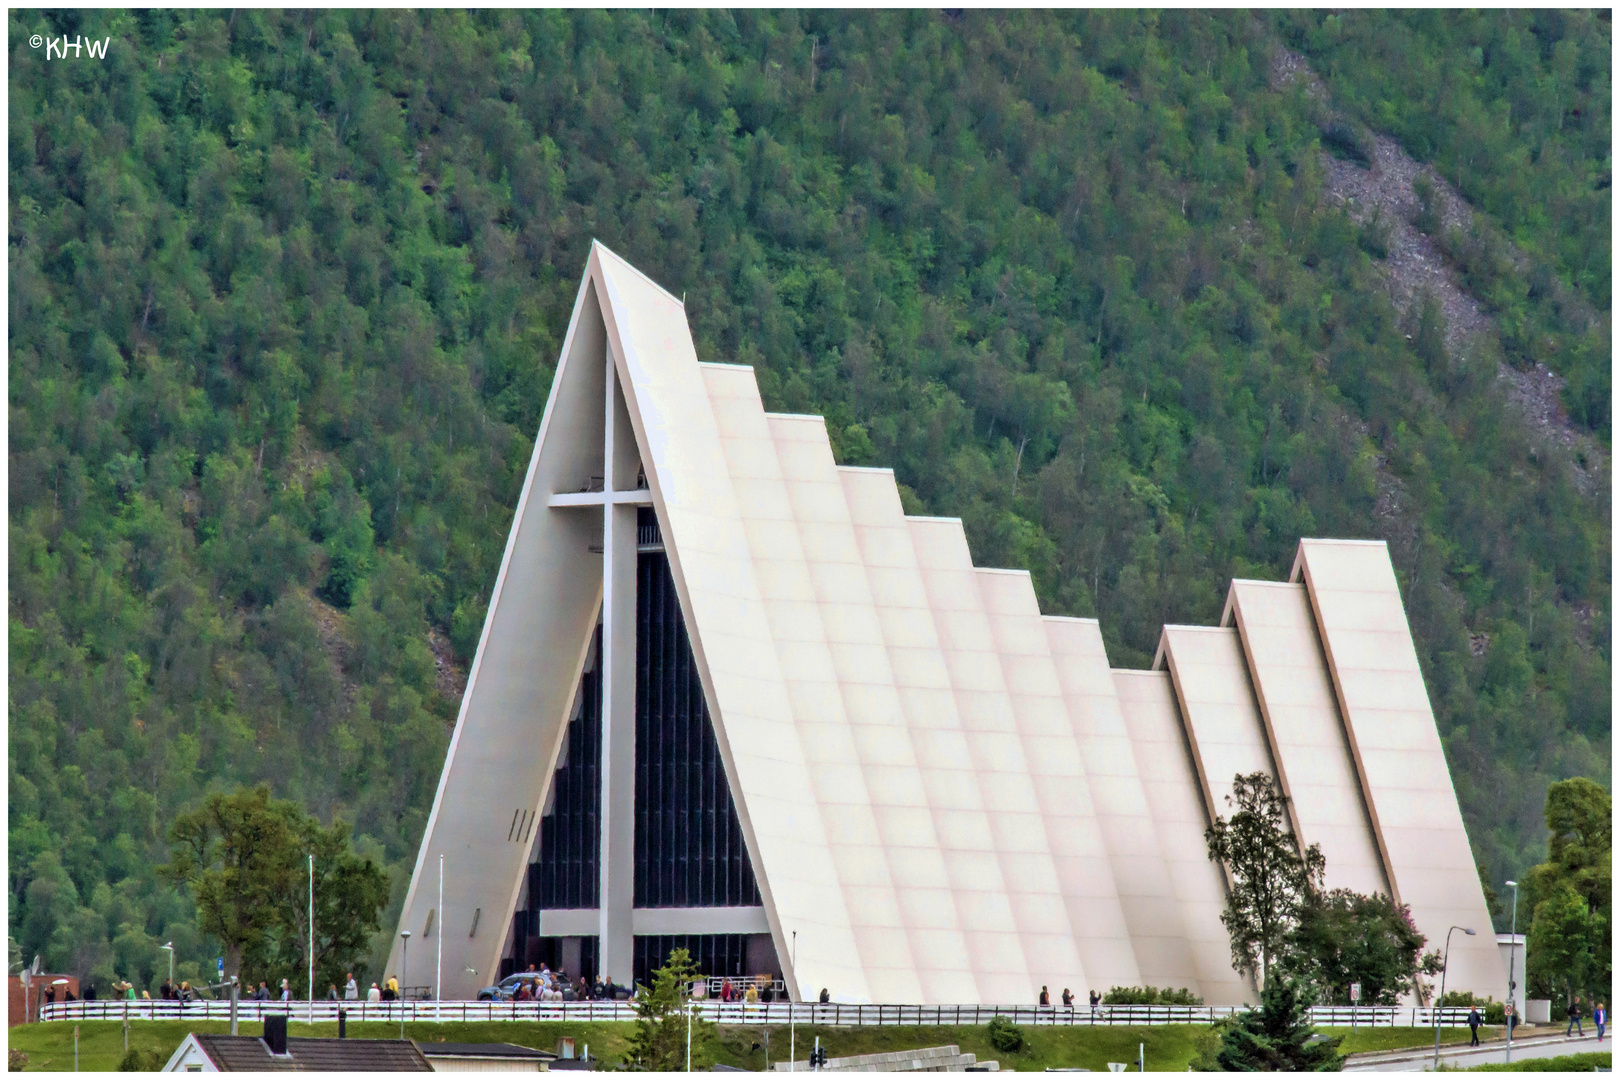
[1298,537,1388,547]
[590,239,684,307]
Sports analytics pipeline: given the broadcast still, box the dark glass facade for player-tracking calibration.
[530,626,602,910]
[634,549,762,909]
[505,525,767,982]
[633,934,751,988]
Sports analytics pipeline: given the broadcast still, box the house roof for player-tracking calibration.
[190,1035,432,1071]
[420,1042,555,1059]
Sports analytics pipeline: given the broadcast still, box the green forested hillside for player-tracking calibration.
[8,10,1609,990]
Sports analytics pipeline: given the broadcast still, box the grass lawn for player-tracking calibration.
[1331,1025,1503,1056]
[3,1016,1493,1071]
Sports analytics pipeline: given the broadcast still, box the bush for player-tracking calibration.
[986,1016,1025,1053]
[9,1049,28,1072]
[117,1049,164,1071]
[1439,991,1506,1025]
[1101,986,1205,1006]
[1463,1051,1612,1072]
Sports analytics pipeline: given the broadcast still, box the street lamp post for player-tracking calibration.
[159,942,174,1004]
[1505,881,1520,1065]
[790,931,798,1073]
[1433,926,1476,1069]
[308,854,315,1026]
[398,932,411,1036]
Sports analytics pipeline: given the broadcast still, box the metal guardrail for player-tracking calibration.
[36,999,1483,1028]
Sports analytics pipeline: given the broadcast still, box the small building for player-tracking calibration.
[9,974,78,1026]
[421,1043,556,1072]
[162,1033,432,1072]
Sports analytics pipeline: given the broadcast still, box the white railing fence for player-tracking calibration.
[36,999,1482,1028]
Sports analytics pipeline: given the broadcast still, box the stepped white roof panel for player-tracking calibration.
[394,245,1505,1004]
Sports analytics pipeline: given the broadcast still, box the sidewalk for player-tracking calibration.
[1345,1029,1607,1072]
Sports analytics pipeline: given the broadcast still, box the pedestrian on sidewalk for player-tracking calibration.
[1467,1006,1481,1046]
[1566,996,1585,1037]
[1595,1001,1607,1042]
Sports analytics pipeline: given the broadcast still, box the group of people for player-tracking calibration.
[1036,986,1092,1009]
[504,963,628,1002]
[709,978,767,1004]
[1563,997,1608,1042]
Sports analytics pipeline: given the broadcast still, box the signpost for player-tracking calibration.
[1350,983,1361,1034]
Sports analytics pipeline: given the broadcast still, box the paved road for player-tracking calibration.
[1346,1030,1608,1071]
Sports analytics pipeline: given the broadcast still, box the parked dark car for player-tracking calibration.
[476,974,542,1002]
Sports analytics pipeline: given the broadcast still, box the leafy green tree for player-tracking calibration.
[1206,773,1325,992]
[249,818,390,995]
[1279,889,1442,1005]
[1524,778,1611,1001]
[621,948,714,1071]
[161,787,303,981]
[162,786,387,990]
[1527,884,1603,1006]
[1213,978,1346,1072]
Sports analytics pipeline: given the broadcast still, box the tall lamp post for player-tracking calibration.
[308,854,315,1025]
[159,943,175,993]
[1433,926,1476,1069]
[789,931,798,1073]
[1505,881,1520,1065]
[398,932,411,1036]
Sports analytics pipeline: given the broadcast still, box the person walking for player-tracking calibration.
[327,983,339,1001]
[1467,1006,1482,1046]
[1039,985,1051,1007]
[1567,996,1585,1037]
[1062,988,1074,1009]
[367,982,381,1003]
[1595,1002,1607,1042]
[280,978,291,1002]
[345,973,359,1000]
[1089,989,1101,1011]
[819,988,830,1004]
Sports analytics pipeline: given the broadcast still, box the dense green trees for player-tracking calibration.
[8,10,1608,985]
[1523,777,1611,1002]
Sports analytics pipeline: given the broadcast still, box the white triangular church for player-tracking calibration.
[389,242,1502,1005]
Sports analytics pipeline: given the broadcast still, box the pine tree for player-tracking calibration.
[620,948,714,1071]
[1214,977,1346,1072]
